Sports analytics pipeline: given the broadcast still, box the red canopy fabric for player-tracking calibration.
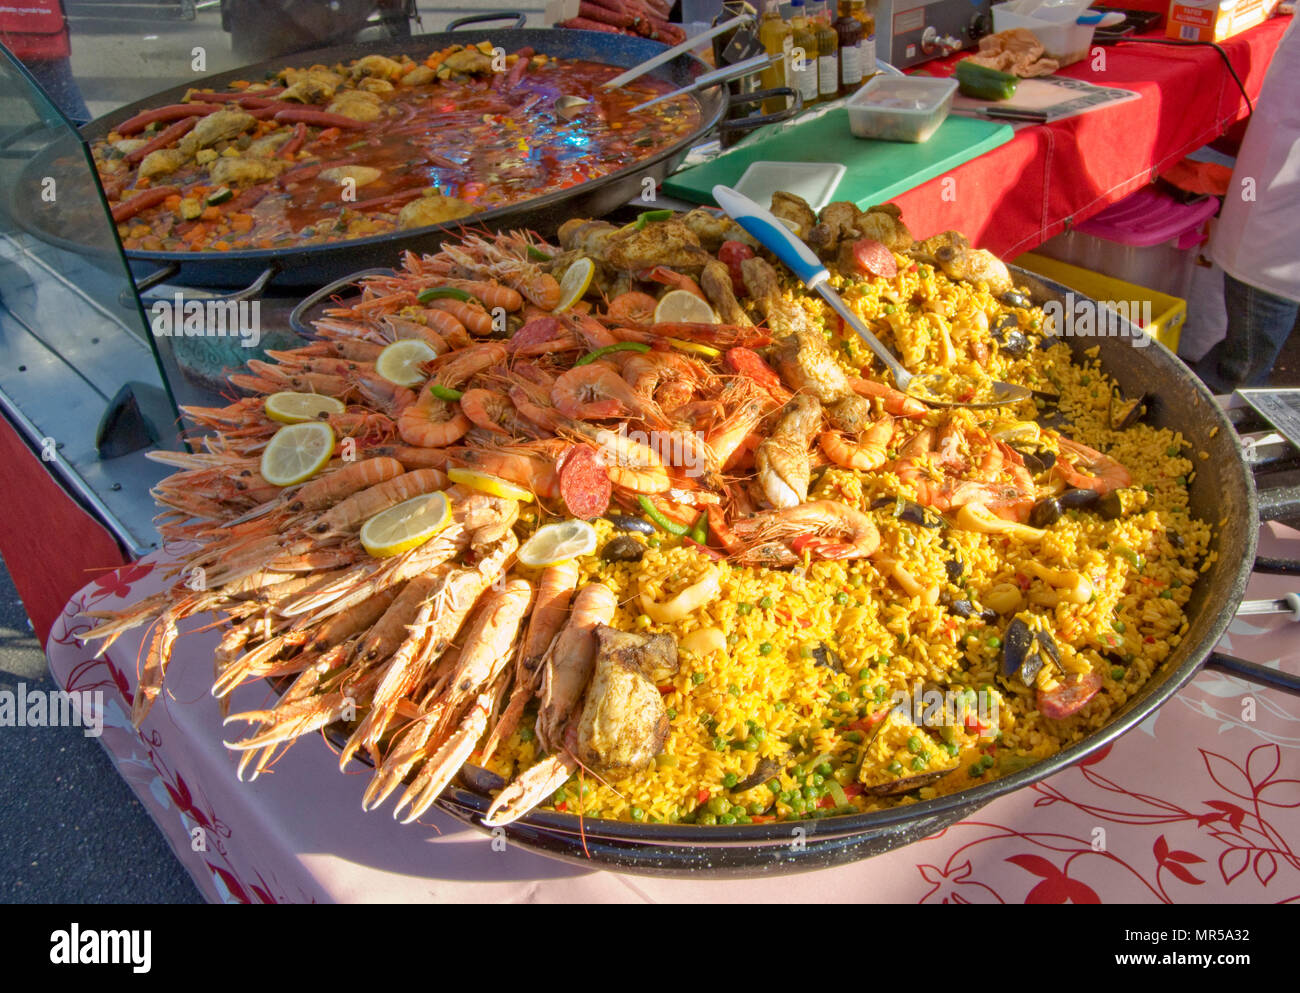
[894,15,1291,256]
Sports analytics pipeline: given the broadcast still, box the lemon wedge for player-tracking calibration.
[376,339,438,387]
[264,391,346,425]
[446,467,535,503]
[654,289,718,325]
[554,256,594,313]
[259,422,335,487]
[518,520,598,568]
[360,490,452,558]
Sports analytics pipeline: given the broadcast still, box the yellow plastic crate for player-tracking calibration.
[1012,252,1185,353]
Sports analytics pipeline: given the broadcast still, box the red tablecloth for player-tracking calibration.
[44,524,1300,903]
[894,15,1292,256]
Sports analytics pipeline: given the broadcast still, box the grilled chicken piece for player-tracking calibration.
[576,625,679,777]
[857,203,913,251]
[398,195,477,229]
[137,147,189,180]
[808,201,861,254]
[809,201,914,255]
[208,155,285,187]
[681,206,758,253]
[558,218,619,258]
[280,73,340,103]
[912,231,1013,295]
[442,47,494,74]
[351,54,404,81]
[700,260,752,326]
[327,90,383,123]
[183,109,256,152]
[603,219,711,273]
[770,191,817,239]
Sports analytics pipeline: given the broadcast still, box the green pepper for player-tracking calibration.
[637,495,690,535]
[574,341,650,367]
[428,383,462,401]
[688,512,708,545]
[525,245,552,262]
[634,208,674,229]
[416,286,475,304]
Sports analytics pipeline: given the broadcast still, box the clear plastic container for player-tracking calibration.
[845,74,956,142]
[990,2,1097,66]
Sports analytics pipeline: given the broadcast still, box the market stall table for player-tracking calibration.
[44,523,1300,902]
[885,14,1292,257]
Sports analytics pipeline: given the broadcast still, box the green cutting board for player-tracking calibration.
[663,109,1013,208]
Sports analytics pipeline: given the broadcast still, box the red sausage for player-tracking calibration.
[116,103,222,136]
[272,108,369,130]
[558,445,611,519]
[187,88,286,103]
[848,238,898,279]
[123,116,198,165]
[111,185,181,223]
[507,317,562,354]
[279,122,307,159]
[1037,671,1103,720]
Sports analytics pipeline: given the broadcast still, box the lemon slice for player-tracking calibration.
[376,339,438,387]
[665,337,723,359]
[554,256,594,313]
[264,391,346,425]
[446,467,535,503]
[518,520,597,567]
[654,289,718,325]
[360,491,452,558]
[259,422,335,487]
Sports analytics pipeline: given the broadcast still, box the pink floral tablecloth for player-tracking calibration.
[46,524,1300,903]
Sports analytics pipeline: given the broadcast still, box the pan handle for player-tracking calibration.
[447,11,527,30]
[1257,482,1300,527]
[288,267,394,339]
[716,89,803,135]
[130,264,279,308]
[1204,652,1300,695]
[131,262,181,295]
[1254,556,1300,576]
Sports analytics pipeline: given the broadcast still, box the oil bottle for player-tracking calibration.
[758,0,794,113]
[810,0,840,105]
[852,0,877,77]
[833,0,864,96]
[788,0,820,108]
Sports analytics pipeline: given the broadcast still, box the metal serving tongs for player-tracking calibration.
[712,185,1033,409]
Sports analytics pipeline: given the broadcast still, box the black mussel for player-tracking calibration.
[1001,617,1036,680]
[606,514,655,535]
[1035,627,1062,668]
[1012,445,1057,475]
[949,599,974,618]
[871,496,944,527]
[458,763,506,794]
[1019,652,1045,686]
[1097,490,1124,520]
[601,535,645,562]
[1168,530,1186,549]
[979,607,999,623]
[1109,391,1150,430]
[1001,289,1032,309]
[811,643,843,672]
[1059,487,1101,508]
[994,313,1020,334]
[998,329,1030,358]
[862,767,955,797]
[1029,496,1062,528]
[731,757,783,793]
[944,559,964,582]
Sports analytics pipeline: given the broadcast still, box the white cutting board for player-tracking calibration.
[950,74,1141,123]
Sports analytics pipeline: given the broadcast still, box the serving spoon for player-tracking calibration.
[711,185,1033,409]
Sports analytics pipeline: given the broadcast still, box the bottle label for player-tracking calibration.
[818,54,838,96]
[841,42,862,86]
[796,60,819,102]
[782,35,794,109]
[862,34,876,74]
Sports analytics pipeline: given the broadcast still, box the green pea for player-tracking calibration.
[758,642,774,655]
[742,737,760,752]
[519,726,534,742]
[728,684,740,697]
[1159,589,1173,599]
[691,672,706,685]
[817,762,833,777]
[647,537,661,548]
[836,690,851,703]
[767,779,782,794]
[969,764,984,777]
[986,635,1002,649]
[907,735,924,754]
[752,727,767,743]
[774,701,786,711]
[630,806,645,821]
[552,789,567,804]
[729,805,746,818]
[911,757,926,771]
[748,802,765,816]
[835,592,850,605]
[980,754,995,769]
[759,596,774,609]
[945,742,960,757]
[708,796,730,815]
[1166,445,1181,457]
[666,708,677,720]
[722,772,738,788]
[712,736,727,751]
[1112,620,1126,634]
[1111,667,1126,680]
[697,811,718,826]
[849,574,864,588]
[844,730,864,743]
[887,761,903,774]
[718,813,737,825]
[874,686,888,703]
[737,602,753,615]
[778,790,792,803]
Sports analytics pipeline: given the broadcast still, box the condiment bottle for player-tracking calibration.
[810,0,840,104]
[789,0,821,108]
[852,0,877,78]
[833,0,864,96]
[759,0,794,113]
